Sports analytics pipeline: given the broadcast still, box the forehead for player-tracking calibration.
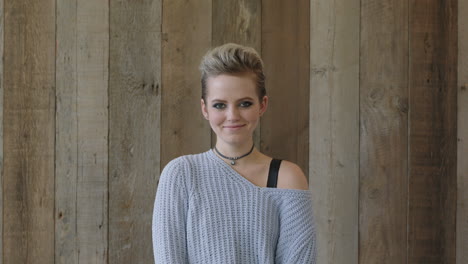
[205,74,257,99]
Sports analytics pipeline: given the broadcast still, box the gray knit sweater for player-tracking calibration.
[152,150,317,263]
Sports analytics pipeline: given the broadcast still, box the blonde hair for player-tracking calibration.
[199,43,266,101]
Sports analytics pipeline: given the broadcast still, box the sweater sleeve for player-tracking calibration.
[152,157,190,264]
[275,192,317,264]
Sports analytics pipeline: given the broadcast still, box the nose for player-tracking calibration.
[226,106,240,121]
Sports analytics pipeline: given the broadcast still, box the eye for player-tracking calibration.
[239,101,253,108]
[212,103,226,109]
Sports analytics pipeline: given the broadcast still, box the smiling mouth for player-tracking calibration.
[223,124,245,129]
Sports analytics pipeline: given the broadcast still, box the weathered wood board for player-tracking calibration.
[310,0,360,263]
[56,1,109,263]
[3,0,56,263]
[359,0,409,263]
[109,0,161,263]
[408,0,457,262]
[261,0,310,174]
[55,0,78,262]
[161,0,212,169]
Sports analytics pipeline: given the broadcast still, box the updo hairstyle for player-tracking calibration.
[199,43,266,101]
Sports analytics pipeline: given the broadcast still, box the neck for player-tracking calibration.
[215,140,254,158]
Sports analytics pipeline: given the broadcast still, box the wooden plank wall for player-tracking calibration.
[56,1,109,263]
[108,1,160,263]
[310,0,360,263]
[55,0,78,262]
[0,1,464,264]
[312,0,459,263]
[408,0,457,263]
[359,1,409,263]
[160,0,212,168]
[3,1,56,263]
[457,0,468,262]
[261,0,310,174]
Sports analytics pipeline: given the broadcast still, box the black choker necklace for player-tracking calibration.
[214,144,255,165]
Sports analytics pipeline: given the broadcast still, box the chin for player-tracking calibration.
[217,134,251,146]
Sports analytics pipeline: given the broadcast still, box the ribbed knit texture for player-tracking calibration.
[152,150,317,264]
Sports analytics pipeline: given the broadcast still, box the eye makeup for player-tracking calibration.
[212,101,253,110]
[212,103,226,109]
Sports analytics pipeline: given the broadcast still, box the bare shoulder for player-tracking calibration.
[277,160,309,190]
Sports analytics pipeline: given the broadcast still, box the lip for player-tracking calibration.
[223,124,246,129]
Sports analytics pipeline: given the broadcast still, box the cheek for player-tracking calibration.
[244,109,261,122]
[208,110,224,125]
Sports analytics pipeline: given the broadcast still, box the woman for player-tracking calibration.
[152,43,316,263]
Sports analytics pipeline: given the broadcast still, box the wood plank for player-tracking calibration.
[212,0,260,49]
[3,0,56,263]
[309,0,359,263]
[261,0,310,174]
[212,0,261,148]
[108,1,161,263]
[458,0,468,263]
[55,1,109,263]
[408,0,457,262]
[161,0,212,168]
[359,0,408,263]
[55,0,78,262]
[75,1,109,262]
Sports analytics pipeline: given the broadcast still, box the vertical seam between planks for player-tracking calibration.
[406,0,410,263]
[358,0,362,263]
[54,0,57,262]
[406,0,411,264]
[74,0,79,262]
[1,0,4,263]
[160,0,164,174]
[107,0,111,262]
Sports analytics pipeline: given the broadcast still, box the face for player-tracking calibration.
[201,74,268,146]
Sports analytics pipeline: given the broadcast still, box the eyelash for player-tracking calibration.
[212,101,253,110]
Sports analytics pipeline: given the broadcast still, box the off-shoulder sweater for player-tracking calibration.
[152,150,317,263]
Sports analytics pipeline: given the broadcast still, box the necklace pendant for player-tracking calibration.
[231,160,236,165]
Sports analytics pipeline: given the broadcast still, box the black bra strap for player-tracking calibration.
[267,159,282,188]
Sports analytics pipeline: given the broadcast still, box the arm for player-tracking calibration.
[152,158,189,264]
[275,193,317,264]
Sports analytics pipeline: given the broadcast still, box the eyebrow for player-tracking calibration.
[210,97,255,102]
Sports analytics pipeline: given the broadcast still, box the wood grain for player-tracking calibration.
[212,0,261,148]
[3,0,56,263]
[56,1,109,262]
[458,0,468,263]
[408,1,458,263]
[55,0,78,262]
[408,0,457,262]
[261,0,310,174]
[109,1,161,263]
[75,1,109,261]
[309,0,360,263]
[359,0,408,263]
[161,0,212,168]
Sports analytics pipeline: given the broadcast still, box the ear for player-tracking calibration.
[201,98,209,120]
[259,96,268,116]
